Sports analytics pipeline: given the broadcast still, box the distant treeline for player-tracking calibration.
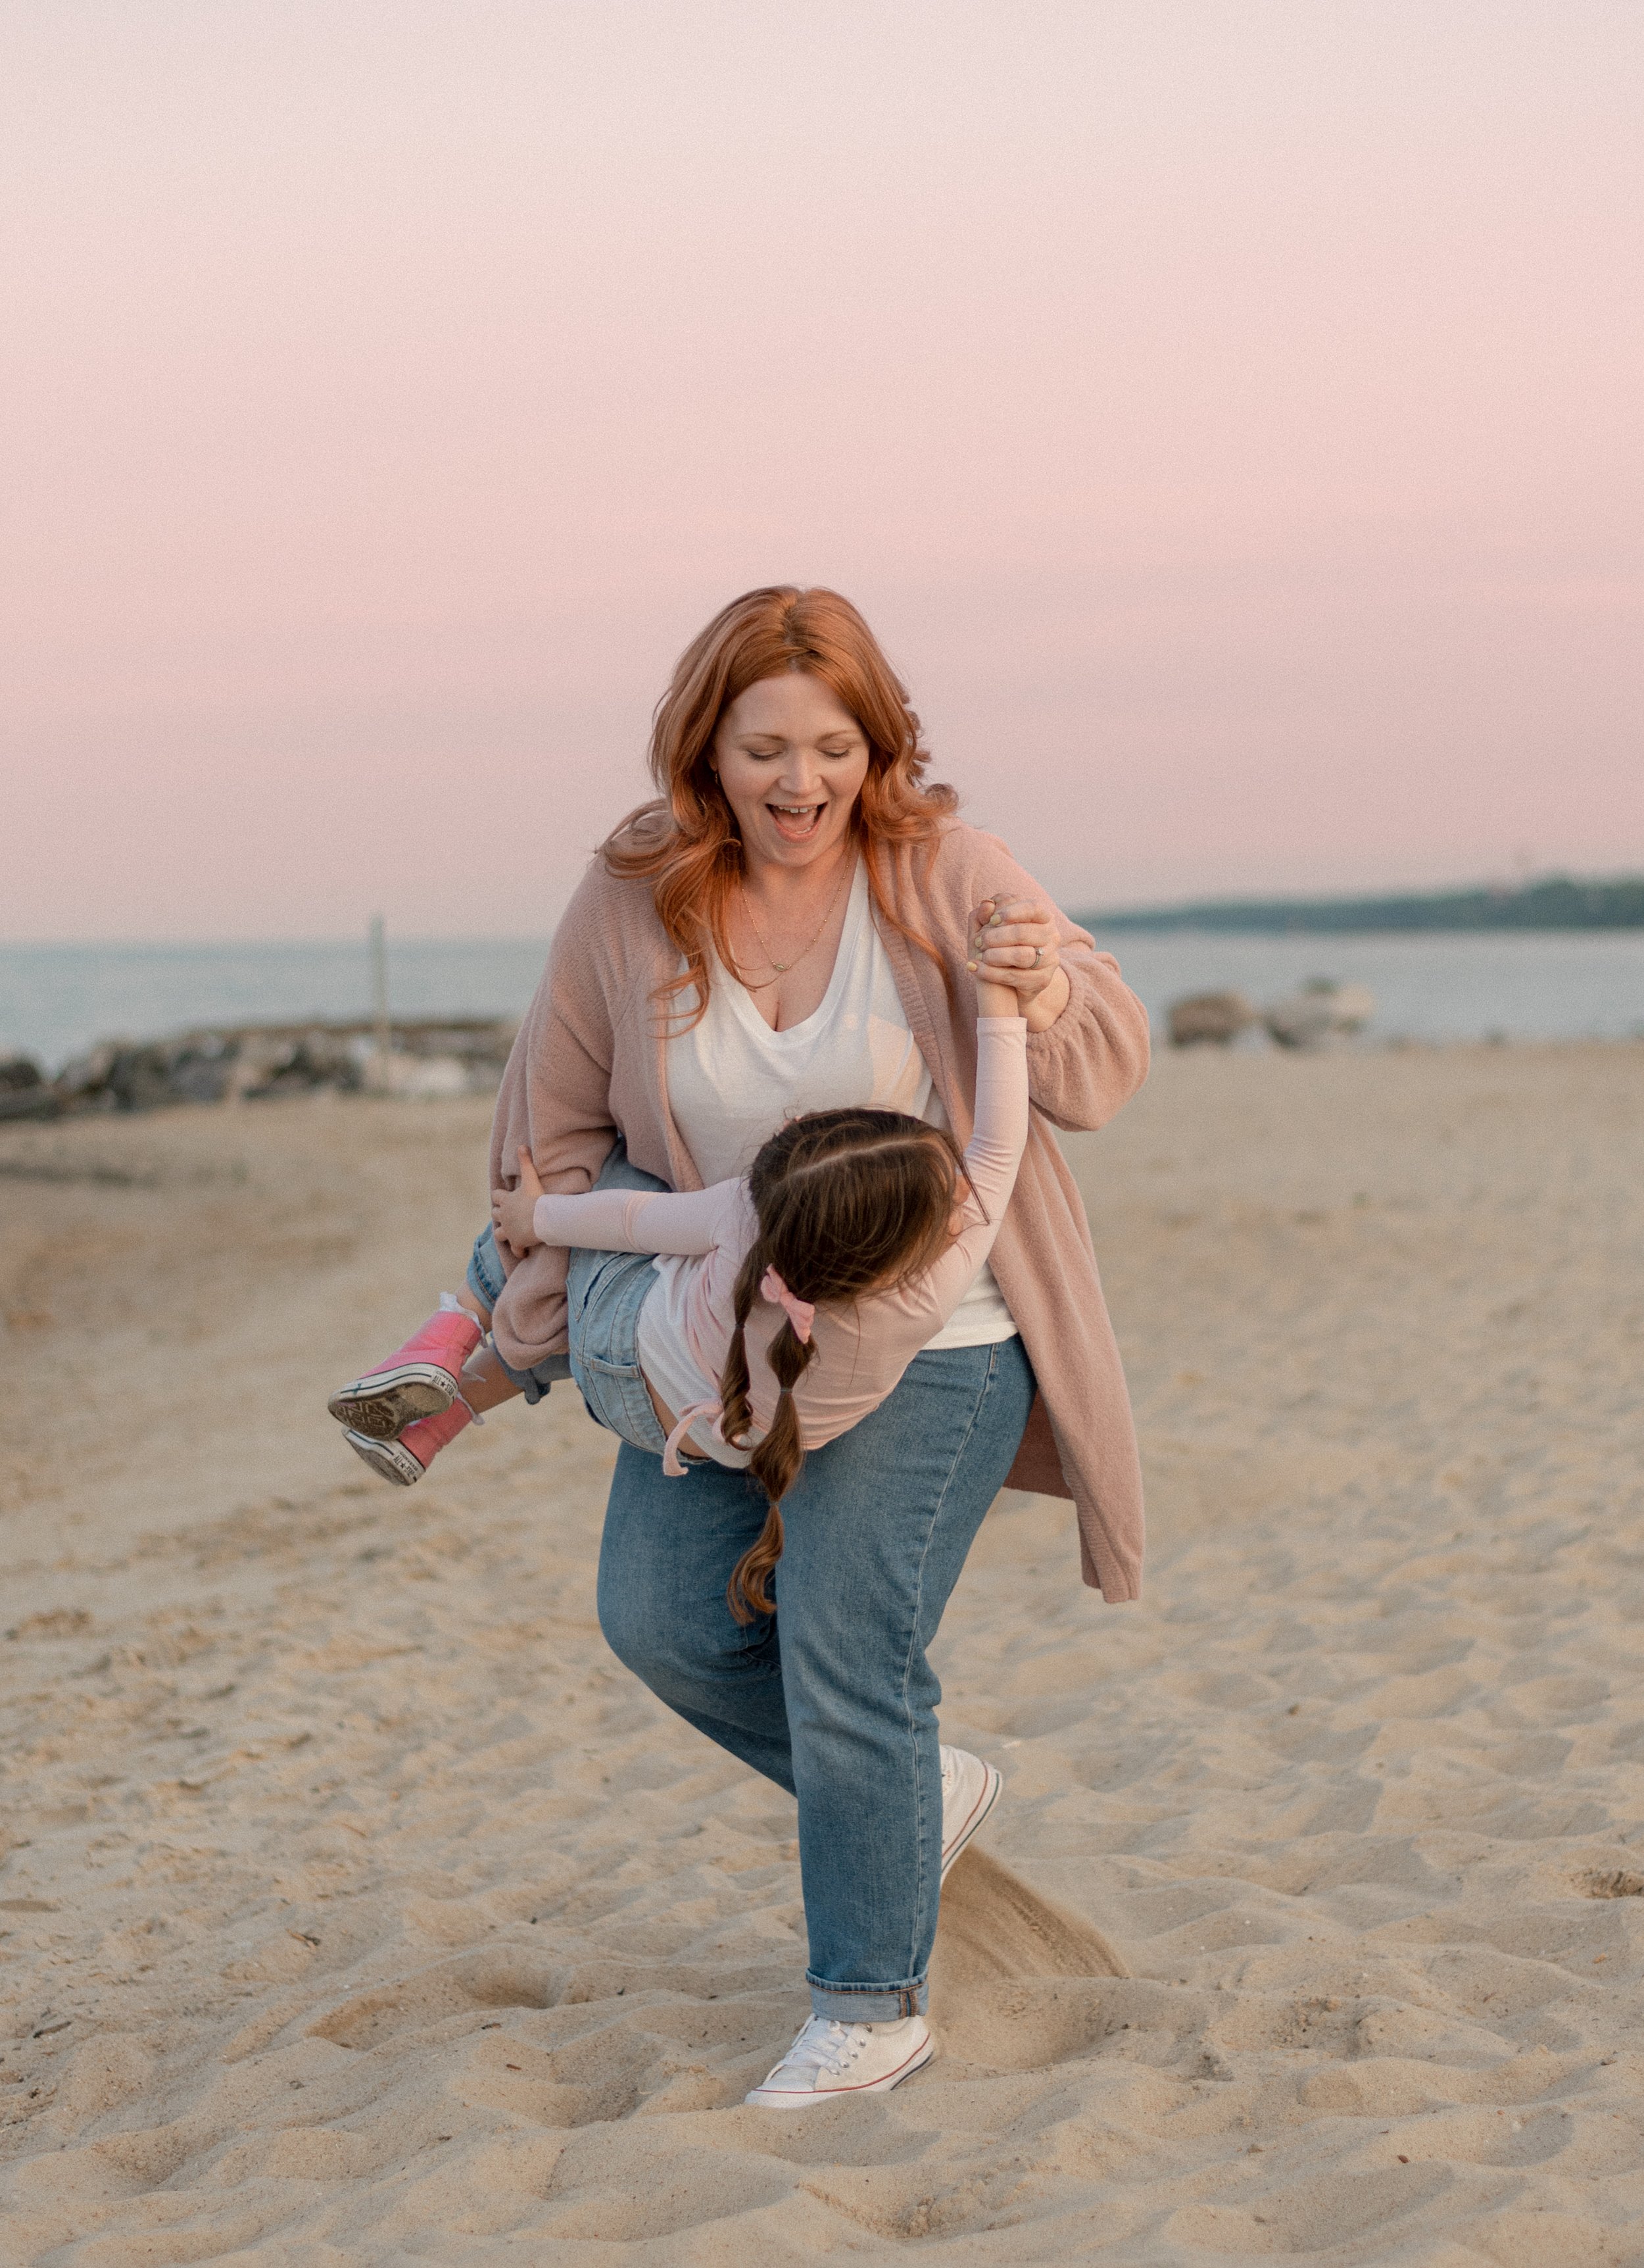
[1082,876,1644,935]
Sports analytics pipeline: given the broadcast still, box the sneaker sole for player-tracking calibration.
[744,2029,935,2108]
[940,1760,1003,1881]
[327,1362,458,1440]
[343,1429,426,1486]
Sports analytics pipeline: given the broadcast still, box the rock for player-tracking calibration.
[0,1055,57,1120]
[1265,979,1376,1049]
[400,1022,518,1069]
[0,1091,57,1122]
[53,1042,120,1106]
[360,1050,477,1101]
[103,1045,180,1112]
[1167,992,1257,1047]
[224,1029,362,1103]
[1315,981,1375,1031]
[36,1017,518,1116]
[163,1035,237,1105]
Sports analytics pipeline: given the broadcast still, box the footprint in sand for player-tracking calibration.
[309,1954,562,2051]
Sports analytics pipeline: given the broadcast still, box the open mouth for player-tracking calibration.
[767,801,826,843]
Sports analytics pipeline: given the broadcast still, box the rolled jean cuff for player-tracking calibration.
[806,1975,928,2022]
[466,1227,572,1405]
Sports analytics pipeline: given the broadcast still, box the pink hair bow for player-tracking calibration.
[760,1267,815,1343]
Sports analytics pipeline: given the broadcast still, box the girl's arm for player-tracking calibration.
[878,1000,1029,1336]
[956,978,1030,1229]
[493,1148,737,1258]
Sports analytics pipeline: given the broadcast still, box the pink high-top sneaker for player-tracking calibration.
[344,1397,473,1487]
[327,1298,483,1441]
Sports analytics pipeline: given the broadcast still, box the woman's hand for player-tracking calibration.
[966,898,1072,1032]
[492,1145,546,1252]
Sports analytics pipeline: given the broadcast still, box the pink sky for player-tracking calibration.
[3,0,1640,939]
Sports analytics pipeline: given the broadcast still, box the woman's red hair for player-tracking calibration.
[602,586,957,1021]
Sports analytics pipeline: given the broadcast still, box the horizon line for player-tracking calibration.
[7,869,1644,952]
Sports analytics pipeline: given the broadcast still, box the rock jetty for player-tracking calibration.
[0,1020,518,1121]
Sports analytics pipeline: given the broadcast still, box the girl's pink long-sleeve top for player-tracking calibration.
[530,1016,1028,1458]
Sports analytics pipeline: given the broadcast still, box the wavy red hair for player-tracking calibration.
[602,586,957,1022]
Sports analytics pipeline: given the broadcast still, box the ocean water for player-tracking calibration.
[1094,930,1644,1048]
[2,929,1642,1074]
[0,940,557,1073]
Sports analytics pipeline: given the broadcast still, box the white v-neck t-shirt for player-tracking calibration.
[656,860,1018,1413]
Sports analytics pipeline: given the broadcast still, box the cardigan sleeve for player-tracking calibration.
[959,833,1151,1133]
[485,865,629,1367]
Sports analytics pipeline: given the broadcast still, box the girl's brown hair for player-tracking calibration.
[602,586,957,1023]
[717,1106,968,1623]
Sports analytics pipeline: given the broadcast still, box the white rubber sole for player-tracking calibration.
[327,1361,458,1441]
[343,1429,427,1487]
[744,2023,934,2108]
[940,1756,1002,1881]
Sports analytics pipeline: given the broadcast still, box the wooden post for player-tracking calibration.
[370,914,391,1083]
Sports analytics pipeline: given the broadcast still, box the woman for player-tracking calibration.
[333,586,1149,2104]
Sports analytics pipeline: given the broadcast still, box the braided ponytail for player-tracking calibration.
[712,1104,967,1625]
[721,1243,819,1622]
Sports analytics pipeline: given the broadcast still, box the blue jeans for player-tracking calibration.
[597,1335,1035,2019]
[466,1139,668,1416]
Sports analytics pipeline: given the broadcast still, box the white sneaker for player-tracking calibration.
[940,1745,1002,1879]
[341,1429,426,1486]
[744,2013,934,2108]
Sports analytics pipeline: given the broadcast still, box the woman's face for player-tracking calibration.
[710,672,870,874]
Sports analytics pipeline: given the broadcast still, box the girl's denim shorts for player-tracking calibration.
[466,1137,668,1456]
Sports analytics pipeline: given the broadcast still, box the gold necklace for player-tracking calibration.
[737,855,852,984]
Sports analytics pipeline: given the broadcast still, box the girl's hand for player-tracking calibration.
[972,967,1019,1019]
[966,897,1071,1032]
[492,1145,546,1252]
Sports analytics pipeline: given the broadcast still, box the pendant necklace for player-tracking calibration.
[738,854,852,984]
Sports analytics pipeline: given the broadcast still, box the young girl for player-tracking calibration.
[330,968,1027,1625]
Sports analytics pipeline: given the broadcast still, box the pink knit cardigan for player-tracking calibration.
[488,820,1151,1601]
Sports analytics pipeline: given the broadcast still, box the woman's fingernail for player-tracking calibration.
[966,960,978,971]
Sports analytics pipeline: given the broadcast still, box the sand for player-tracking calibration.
[1,1042,1641,2264]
